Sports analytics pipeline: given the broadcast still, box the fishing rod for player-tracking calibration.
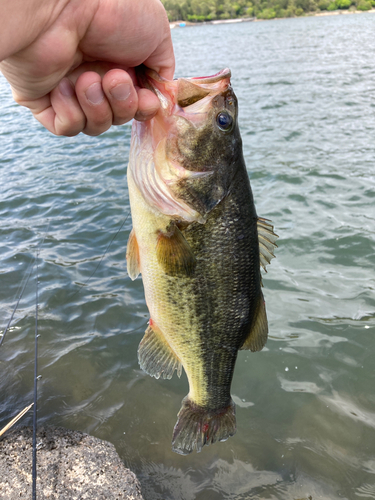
[0,212,138,498]
[32,247,39,500]
[0,227,46,499]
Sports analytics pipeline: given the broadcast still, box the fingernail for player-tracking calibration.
[110,83,131,101]
[59,78,75,98]
[86,82,104,105]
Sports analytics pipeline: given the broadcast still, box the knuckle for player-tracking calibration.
[84,121,111,136]
[112,116,132,126]
[13,95,25,106]
[111,102,136,123]
[90,114,111,128]
[56,115,85,137]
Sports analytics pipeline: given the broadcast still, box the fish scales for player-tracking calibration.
[126,67,277,455]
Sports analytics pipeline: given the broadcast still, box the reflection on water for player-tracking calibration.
[1,12,375,500]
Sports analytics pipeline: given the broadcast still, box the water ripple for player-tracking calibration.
[1,12,375,500]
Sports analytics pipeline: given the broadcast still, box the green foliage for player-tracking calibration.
[163,0,256,21]
[320,0,352,9]
[187,14,206,20]
[357,0,372,8]
[258,7,277,16]
[295,0,317,11]
[336,0,351,8]
[318,0,330,9]
[161,0,372,21]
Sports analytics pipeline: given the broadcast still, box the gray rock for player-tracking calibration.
[0,426,144,500]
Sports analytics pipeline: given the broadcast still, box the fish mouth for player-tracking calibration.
[135,66,232,111]
[189,68,231,84]
[136,65,231,87]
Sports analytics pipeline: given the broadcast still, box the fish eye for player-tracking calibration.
[216,112,233,132]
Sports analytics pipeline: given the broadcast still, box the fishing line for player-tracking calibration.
[0,258,36,348]
[0,222,50,349]
[1,213,131,348]
[123,320,148,335]
[68,211,148,338]
[70,211,131,300]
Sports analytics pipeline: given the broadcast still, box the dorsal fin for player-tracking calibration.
[138,321,182,380]
[126,228,140,280]
[240,292,268,352]
[257,217,278,272]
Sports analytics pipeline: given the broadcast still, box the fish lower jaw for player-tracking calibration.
[171,396,236,455]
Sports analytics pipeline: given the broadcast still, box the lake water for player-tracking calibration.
[1,12,375,500]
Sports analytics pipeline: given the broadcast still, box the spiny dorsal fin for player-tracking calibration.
[156,222,196,276]
[240,292,268,352]
[138,321,182,380]
[257,217,278,272]
[126,228,140,280]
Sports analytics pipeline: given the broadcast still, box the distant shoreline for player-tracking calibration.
[170,18,254,28]
[169,8,375,28]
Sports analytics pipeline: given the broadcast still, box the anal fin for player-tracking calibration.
[138,321,182,380]
[126,228,140,280]
[240,292,268,352]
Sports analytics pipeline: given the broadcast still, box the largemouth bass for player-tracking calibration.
[126,68,278,455]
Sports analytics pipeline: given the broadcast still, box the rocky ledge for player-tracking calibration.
[0,426,144,500]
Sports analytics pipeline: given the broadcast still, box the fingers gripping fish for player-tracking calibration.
[126,67,278,455]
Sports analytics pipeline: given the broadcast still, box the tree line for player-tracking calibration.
[161,0,374,21]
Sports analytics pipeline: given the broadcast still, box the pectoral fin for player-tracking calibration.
[240,293,268,352]
[257,217,278,272]
[126,229,140,280]
[156,223,196,276]
[138,321,182,380]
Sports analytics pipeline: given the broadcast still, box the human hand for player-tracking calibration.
[0,0,174,136]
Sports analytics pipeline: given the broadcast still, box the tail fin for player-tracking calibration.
[172,397,236,455]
